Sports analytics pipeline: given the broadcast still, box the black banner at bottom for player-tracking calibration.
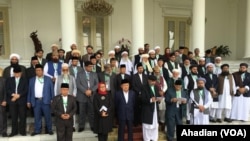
[176,125,250,140]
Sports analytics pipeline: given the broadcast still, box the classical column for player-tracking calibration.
[192,0,205,56]
[60,0,76,52]
[244,0,250,58]
[131,0,144,57]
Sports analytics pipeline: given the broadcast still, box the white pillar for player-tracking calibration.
[192,0,205,57]
[131,0,144,57]
[60,0,76,52]
[244,0,250,58]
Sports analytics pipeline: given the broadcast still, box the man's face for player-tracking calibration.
[120,68,126,74]
[149,53,155,58]
[35,68,43,77]
[155,49,160,54]
[191,67,198,74]
[52,54,59,61]
[61,88,69,96]
[215,59,221,64]
[137,66,144,73]
[174,85,182,91]
[105,66,111,73]
[31,60,39,67]
[222,66,229,72]
[11,57,18,64]
[172,71,179,78]
[71,59,78,66]
[184,60,190,66]
[148,80,156,86]
[197,81,205,88]
[87,47,93,54]
[52,46,58,52]
[121,83,129,92]
[170,55,176,62]
[71,44,77,50]
[14,72,21,78]
[90,59,97,65]
[240,66,247,72]
[138,49,144,54]
[85,65,93,72]
[199,60,205,65]
[207,66,214,73]
[58,51,64,57]
[62,66,69,75]
[110,60,117,67]
[109,54,115,58]
[157,60,164,67]
[36,51,43,58]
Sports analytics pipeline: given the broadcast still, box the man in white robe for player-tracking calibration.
[231,63,250,121]
[141,75,161,141]
[119,51,133,75]
[189,77,213,125]
[216,64,236,122]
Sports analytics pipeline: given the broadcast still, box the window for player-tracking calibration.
[77,13,109,56]
[0,7,10,58]
[164,17,190,52]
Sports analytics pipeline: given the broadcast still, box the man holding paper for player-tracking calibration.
[165,80,187,141]
[189,78,213,125]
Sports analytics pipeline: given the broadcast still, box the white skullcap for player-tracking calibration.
[51,44,59,48]
[141,54,149,58]
[108,50,115,55]
[205,63,214,68]
[215,56,222,60]
[148,49,155,54]
[114,45,120,49]
[138,47,144,50]
[121,51,128,56]
[62,63,69,68]
[71,49,81,55]
[199,57,205,61]
[172,68,180,73]
[9,53,20,60]
[154,46,160,50]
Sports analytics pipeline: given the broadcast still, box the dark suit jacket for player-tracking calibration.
[204,73,219,101]
[76,70,99,102]
[52,95,77,127]
[0,77,6,103]
[65,51,72,63]
[26,66,36,81]
[69,66,84,78]
[132,73,148,95]
[115,90,135,121]
[167,77,184,89]
[6,77,28,104]
[133,54,141,67]
[233,71,250,97]
[46,52,53,61]
[141,84,160,124]
[82,54,93,63]
[3,65,26,79]
[114,73,131,92]
[181,66,189,79]
[198,65,206,77]
[27,76,54,107]
[165,87,187,118]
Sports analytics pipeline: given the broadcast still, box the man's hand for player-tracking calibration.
[101,111,108,117]
[181,99,187,104]
[239,87,246,94]
[151,97,157,102]
[159,91,164,96]
[171,98,178,103]
[1,101,6,106]
[198,105,205,112]
[85,89,92,97]
[27,103,31,108]
[52,77,56,82]
[61,114,70,120]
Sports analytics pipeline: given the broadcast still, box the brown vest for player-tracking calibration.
[218,74,234,96]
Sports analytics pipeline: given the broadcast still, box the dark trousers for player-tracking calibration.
[0,106,7,134]
[118,119,133,141]
[98,133,108,141]
[134,94,142,126]
[9,103,26,134]
[33,99,52,133]
[56,119,73,141]
[166,110,182,141]
[78,100,94,129]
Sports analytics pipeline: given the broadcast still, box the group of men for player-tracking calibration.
[0,43,249,141]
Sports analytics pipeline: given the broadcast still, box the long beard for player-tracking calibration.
[215,63,221,67]
[121,57,128,61]
[221,71,229,76]
[63,74,69,79]
[10,62,18,67]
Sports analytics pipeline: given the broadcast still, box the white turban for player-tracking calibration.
[154,46,160,50]
[148,49,155,54]
[9,53,20,60]
[215,56,222,60]
[121,51,128,56]
[205,63,214,68]
[199,57,205,61]
[141,54,149,58]
[108,50,115,55]
[114,45,120,49]
[71,50,81,55]
[138,47,144,50]
[51,44,59,48]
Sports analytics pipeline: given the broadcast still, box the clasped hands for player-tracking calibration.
[11,93,20,102]
[238,87,247,94]
[171,98,186,104]
[61,114,70,120]
[85,89,92,97]
[101,111,108,117]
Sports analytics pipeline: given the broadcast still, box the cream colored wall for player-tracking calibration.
[9,0,61,59]
[5,0,244,60]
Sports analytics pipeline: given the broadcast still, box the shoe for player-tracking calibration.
[48,131,54,135]
[216,119,222,123]
[2,133,7,137]
[20,133,26,136]
[224,118,232,123]
[73,127,75,132]
[78,128,84,132]
[210,119,216,123]
[8,133,17,137]
[31,132,39,136]
[186,120,190,124]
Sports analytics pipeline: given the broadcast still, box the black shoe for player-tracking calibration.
[186,120,190,124]
[8,133,17,137]
[73,127,75,132]
[78,128,84,132]
[20,133,26,136]
[2,133,7,137]
[216,119,222,123]
[210,119,217,123]
[31,132,39,136]
[48,131,53,135]
[224,118,232,123]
